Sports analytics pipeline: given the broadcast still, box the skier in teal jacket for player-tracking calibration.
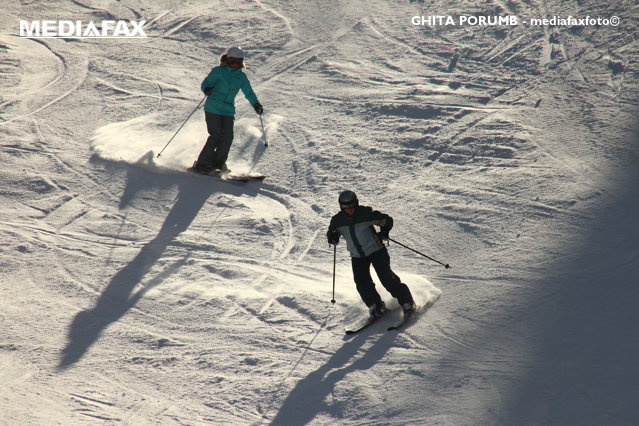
[193,47,263,173]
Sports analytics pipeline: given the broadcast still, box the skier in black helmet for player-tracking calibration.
[326,190,416,318]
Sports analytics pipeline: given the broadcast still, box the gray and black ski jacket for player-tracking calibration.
[327,206,393,258]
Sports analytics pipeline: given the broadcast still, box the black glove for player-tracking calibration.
[327,230,340,245]
[204,87,213,96]
[378,227,390,241]
[253,102,263,115]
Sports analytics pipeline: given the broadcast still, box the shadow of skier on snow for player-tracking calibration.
[58,160,258,370]
[269,331,398,425]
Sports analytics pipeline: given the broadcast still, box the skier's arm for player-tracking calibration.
[369,210,393,230]
[370,210,393,239]
[240,75,259,107]
[327,219,340,245]
[201,68,218,95]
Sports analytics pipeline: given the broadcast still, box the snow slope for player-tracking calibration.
[1,0,638,424]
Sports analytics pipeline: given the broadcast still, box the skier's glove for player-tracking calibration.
[378,227,390,241]
[327,230,340,245]
[253,102,263,115]
[204,87,213,96]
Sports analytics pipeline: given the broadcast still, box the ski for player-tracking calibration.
[345,315,379,335]
[229,172,266,181]
[345,310,388,335]
[187,164,265,183]
[387,310,414,331]
[188,168,248,182]
[387,300,435,331]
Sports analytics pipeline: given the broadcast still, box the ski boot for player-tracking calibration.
[402,302,416,316]
[369,301,387,319]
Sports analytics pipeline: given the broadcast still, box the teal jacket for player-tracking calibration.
[201,65,259,116]
[327,206,393,258]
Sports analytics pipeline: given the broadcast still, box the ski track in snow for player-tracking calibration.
[1,0,638,424]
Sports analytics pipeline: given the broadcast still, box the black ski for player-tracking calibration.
[345,315,379,335]
[387,310,415,331]
[345,310,388,335]
[388,300,436,331]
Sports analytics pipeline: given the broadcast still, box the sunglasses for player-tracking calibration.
[228,57,243,66]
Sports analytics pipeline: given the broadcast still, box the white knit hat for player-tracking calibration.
[227,46,244,59]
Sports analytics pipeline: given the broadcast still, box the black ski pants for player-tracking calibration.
[351,247,414,308]
[197,112,234,169]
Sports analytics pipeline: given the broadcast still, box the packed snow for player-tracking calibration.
[1,0,638,424]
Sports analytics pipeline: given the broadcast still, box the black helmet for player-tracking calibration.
[338,190,359,209]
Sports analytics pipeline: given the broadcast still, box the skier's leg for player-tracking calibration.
[196,112,223,169]
[211,115,235,169]
[371,248,414,306]
[352,256,382,308]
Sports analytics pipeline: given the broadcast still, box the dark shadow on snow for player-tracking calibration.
[427,114,639,424]
[58,155,261,370]
[269,330,399,426]
[268,281,435,424]
[496,118,639,424]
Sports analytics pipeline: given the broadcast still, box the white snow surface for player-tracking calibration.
[1,0,638,425]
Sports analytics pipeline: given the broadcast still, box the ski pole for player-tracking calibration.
[388,237,451,269]
[259,114,268,147]
[157,96,205,158]
[331,244,337,304]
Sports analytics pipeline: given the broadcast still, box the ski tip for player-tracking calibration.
[387,312,415,331]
